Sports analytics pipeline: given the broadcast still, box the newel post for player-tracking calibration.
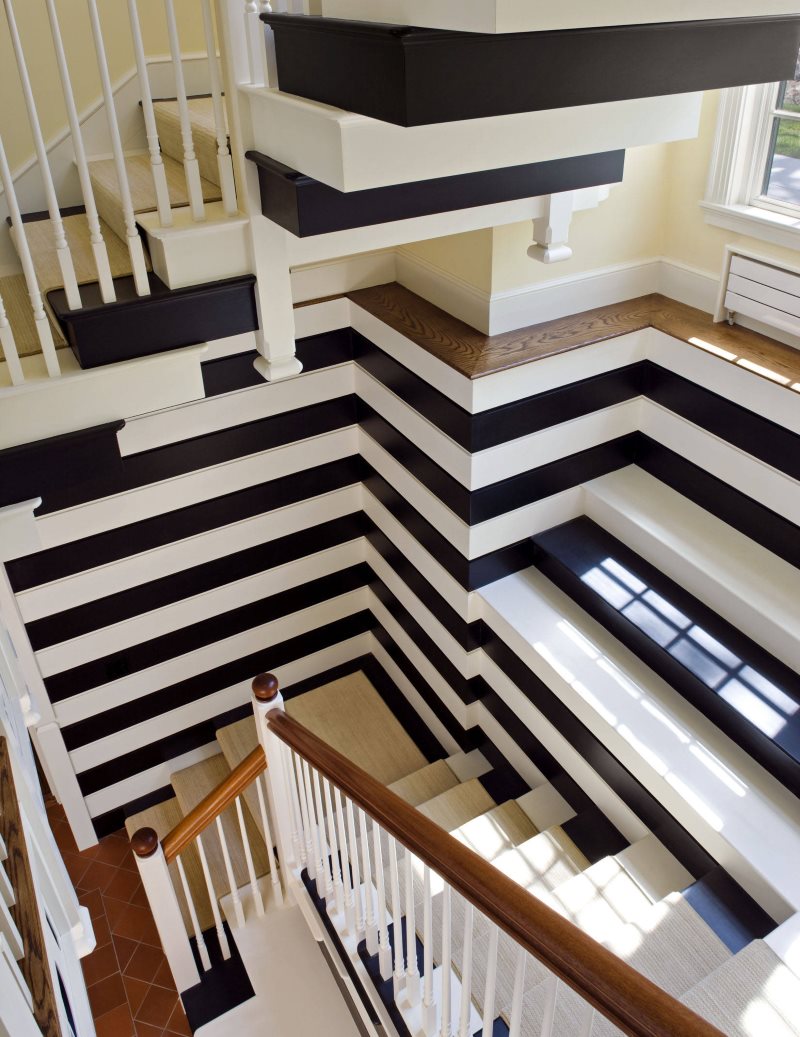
[131,829,200,991]
[252,674,297,880]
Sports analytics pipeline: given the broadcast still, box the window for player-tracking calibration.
[703,49,800,249]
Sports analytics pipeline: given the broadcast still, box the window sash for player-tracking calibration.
[748,81,800,219]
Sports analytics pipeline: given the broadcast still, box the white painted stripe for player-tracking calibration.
[36,427,358,549]
[118,364,354,455]
[37,539,366,675]
[293,297,351,339]
[56,589,368,729]
[81,632,372,810]
[69,621,373,774]
[18,485,362,622]
[201,331,258,361]
[640,401,800,526]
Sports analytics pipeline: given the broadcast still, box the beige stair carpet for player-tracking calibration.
[124,796,217,934]
[216,715,271,844]
[284,670,427,785]
[0,273,66,360]
[89,152,221,243]
[493,827,589,899]
[388,760,459,806]
[452,801,538,862]
[171,753,271,908]
[417,778,496,832]
[154,97,223,187]
[682,940,800,1037]
[543,857,653,944]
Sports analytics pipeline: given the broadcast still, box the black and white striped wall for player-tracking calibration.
[3,290,799,921]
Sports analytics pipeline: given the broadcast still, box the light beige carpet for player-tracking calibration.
[417,778,496,832]
[0,273,66,360]
[154,97,222,187]
[389,760,459,806]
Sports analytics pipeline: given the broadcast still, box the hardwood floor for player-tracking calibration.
[347,283,800,387]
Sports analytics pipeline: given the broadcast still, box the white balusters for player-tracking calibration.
[325,780,345,918]
[195,834,231,959]
[235,795,264,918]
[0,287,23,387]
[255,774,283,906]
[164,0,206,221]
[458,902,474,1037]
[201,0,238,215]
[311,768,333,903]
[373,822,392,981]
[175,855,212,971]
[509,947,530,1037]
[404,848,420,1006]
[578,1004,596,1037]
[294,755,315,879]
[481,924,499,1037]
[0,136,59,379]
[85,0,150,296]
[345,799,363,937]
[128,0,173,227]
[422,866,436,1036]
[45,0,115,303]
[215,815,245,928]
[388,836,406,998]
[333,787,355,933]
[3,0,81,312]
[440,884,452,1037]
[359,808,377,953]
[284,749,305,869]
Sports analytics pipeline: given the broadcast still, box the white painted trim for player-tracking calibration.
[0,500,42,563]
[290,250,397,304]
[395,249,490,334]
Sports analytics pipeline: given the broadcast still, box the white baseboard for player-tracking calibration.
[396,248,492,333]
[290,249,397,303]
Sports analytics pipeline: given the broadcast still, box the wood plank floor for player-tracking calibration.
[347,283,800,389]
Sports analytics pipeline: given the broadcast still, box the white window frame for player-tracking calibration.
[703,82,800,250]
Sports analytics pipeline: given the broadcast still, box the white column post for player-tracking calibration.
[252,673,296,876]
[131,829,201,991]
[528,191,576,265]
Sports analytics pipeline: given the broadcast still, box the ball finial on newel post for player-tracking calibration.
[131,827,159,859]
[252,672,280,703]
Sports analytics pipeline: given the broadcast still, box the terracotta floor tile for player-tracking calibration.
[134,1021,164,1037]
[94,1002,136,1037]
[113,903,161,946]
[90,912,112,949]
[113,934,139,973]
[165,1001,192,1037]
[87,971,127,1018]
[124,943,166,984]
[104,893,132,929]
[80,888,107,922]
[136,984,180,1029]
[94,835,134,868]
[151,958,176,992]
[122,975,151,1017]
[105,866,142,903]
[78,858,119,894]
[61,849,90,886]
[130,882,149,908]
[51,818,79,855]
[81,942,119,988]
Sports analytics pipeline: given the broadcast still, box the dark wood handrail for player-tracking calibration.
[161,746,266,864]
[268,709,726,1037]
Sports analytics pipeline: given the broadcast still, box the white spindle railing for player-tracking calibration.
[235,796,264,917]
[440,884,452,1037]
[388,836,406,997]
[201,0,238,214]
[195,834,232,959]
[404,848,420,1005]
[3,0,81,312]
[45,0,116,304]
[255,773,283,906]
[422,864,436,1036]
[86,0,150,297]
[458,901,474,1037]
[175,854,212,971]
[0,286,23,387]
[482,923,499,1037]
[0,136,60,380]
[346,799,363,937]
[165,0,206,221]
[128,0,173,228]
[326,780,346,919]
[373,822,392,981]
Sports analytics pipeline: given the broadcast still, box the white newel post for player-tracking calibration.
[131,828,201,991]
[252,673,297,883]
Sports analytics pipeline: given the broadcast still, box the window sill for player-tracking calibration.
[701,200,800,251]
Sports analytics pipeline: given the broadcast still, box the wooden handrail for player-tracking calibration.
[161,746,267,864]
[268,709,726,1037]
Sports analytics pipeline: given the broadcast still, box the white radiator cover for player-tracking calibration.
[716,247,800,341]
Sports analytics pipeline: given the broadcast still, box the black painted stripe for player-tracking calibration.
[47,564,371,703]
[532,516,800,796]
[26,513,370,650]
[7,455,364,591]
[74,609,375,795]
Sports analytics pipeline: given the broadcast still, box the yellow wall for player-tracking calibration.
[0,0,207,173]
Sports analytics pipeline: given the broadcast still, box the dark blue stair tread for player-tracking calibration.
[682,867,776,953]
[183,921,255,1032]
[532,516,800,795]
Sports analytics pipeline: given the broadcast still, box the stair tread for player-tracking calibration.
[543,856,652,944]
[682,940,800,1036]
[171,753,271,893]
[388,759,459,806]
[284,670,428,784]
[452,800,538,861]
[494,826,589,898]
[0,273,66,358]
[88,152,221,242]
[124,796,217,935]
[417,778,496,831]
[153,97,223,186]
[215,715,272,845]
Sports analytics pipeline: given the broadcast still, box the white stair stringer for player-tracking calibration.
[583,466,800,673]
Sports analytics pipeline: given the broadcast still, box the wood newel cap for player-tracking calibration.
[252,672,280,702]
[131,827,160,859]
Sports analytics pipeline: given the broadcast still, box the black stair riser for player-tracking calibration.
[532,518,800,799]
[246,150,625,235]
[262,14,800,127]
[49,273,259,369]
